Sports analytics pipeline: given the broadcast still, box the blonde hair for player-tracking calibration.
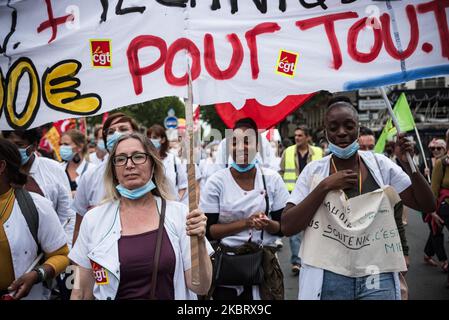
[103,133,174,201]
[62,129,89,160]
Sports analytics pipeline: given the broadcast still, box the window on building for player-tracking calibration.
[416,77,445,89]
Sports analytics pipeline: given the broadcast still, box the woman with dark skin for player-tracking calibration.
[282,103,435,235]
[201,118,288,300]
[281,100,435,300]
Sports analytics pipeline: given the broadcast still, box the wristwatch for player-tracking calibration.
[33,266,46,284]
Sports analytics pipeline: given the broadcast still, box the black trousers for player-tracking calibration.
[424,213,449,261]
[212,286,253,300]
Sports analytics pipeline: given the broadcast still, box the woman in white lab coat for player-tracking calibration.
[69,133,213,300]
[0,138,69,300]
[200,118,289,300]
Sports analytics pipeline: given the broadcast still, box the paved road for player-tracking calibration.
[278,210,449,300]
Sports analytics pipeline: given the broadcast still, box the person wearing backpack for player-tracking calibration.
[0,138,69,300]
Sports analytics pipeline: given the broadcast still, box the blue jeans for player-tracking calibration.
[289,233,302,265]
[321,270,396,300]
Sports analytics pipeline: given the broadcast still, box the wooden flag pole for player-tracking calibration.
[380,87,417,173]
[185,64,200,286]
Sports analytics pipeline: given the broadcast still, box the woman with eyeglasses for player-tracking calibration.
[425,139,446,181]
[69,133,213,300]
[72,113,139,245]
[425,139,449,278]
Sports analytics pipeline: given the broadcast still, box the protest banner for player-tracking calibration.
[0,0,448,130]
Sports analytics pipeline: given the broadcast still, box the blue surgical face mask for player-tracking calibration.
[59,145,75,162]
[97,140,106,151]
[116,179,156,200]
[18,146,32,165]
[231,159,258,173]
[106,131,124,151]
[150,138,161,150]
[328,139,360,159]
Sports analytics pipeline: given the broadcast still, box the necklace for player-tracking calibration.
[330,155,363,195]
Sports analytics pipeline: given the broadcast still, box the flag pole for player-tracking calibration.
[184,63,200,287]
[414,126,431,183]
[380,87,416,173]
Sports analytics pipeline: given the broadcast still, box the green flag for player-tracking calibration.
[373,93,415,153]
[393,93,415,132]
[374,118,396,153]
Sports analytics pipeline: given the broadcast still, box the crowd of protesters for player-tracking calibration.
[0,95,448,300]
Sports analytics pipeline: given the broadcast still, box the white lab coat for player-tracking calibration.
[162,153,188,200]
[29,155,75,246]
[199,166,289,299]
[73,159,108,216]
[288,151,412,300]
[89,152,107,166]
[4,192,68,300]
[60,159,94,187]
[69,196,214,300]
[198,158,221,192]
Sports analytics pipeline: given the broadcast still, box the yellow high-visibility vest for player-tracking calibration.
[283,145,323,191]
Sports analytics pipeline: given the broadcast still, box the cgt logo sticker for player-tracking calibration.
[276,50,299,78]
[91,261,109,285]
[90,39,112,68]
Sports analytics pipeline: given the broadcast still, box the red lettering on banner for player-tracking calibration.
[165,38,201,86]
[127,35,167,95]
[245,23,281,79]
[347,17,382,63]
[37,0,73,43]
[204,33,244,80]
[296,12,358,70]
[125,4,449,96]
[381,5,419,60]
[417,0,449,59]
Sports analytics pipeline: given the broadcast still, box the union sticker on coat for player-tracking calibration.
[91,261,109,285]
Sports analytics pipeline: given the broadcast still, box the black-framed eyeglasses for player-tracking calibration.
[112,152,150,166]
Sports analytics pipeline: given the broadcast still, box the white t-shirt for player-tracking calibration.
[288,151,412,206]
[73,159,108,216]
[200,167,289,247]
[287,151,411,300]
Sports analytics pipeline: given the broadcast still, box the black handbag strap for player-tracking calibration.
[14,188,40,252]
[150,198,166,300]
[259,168,270,242]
